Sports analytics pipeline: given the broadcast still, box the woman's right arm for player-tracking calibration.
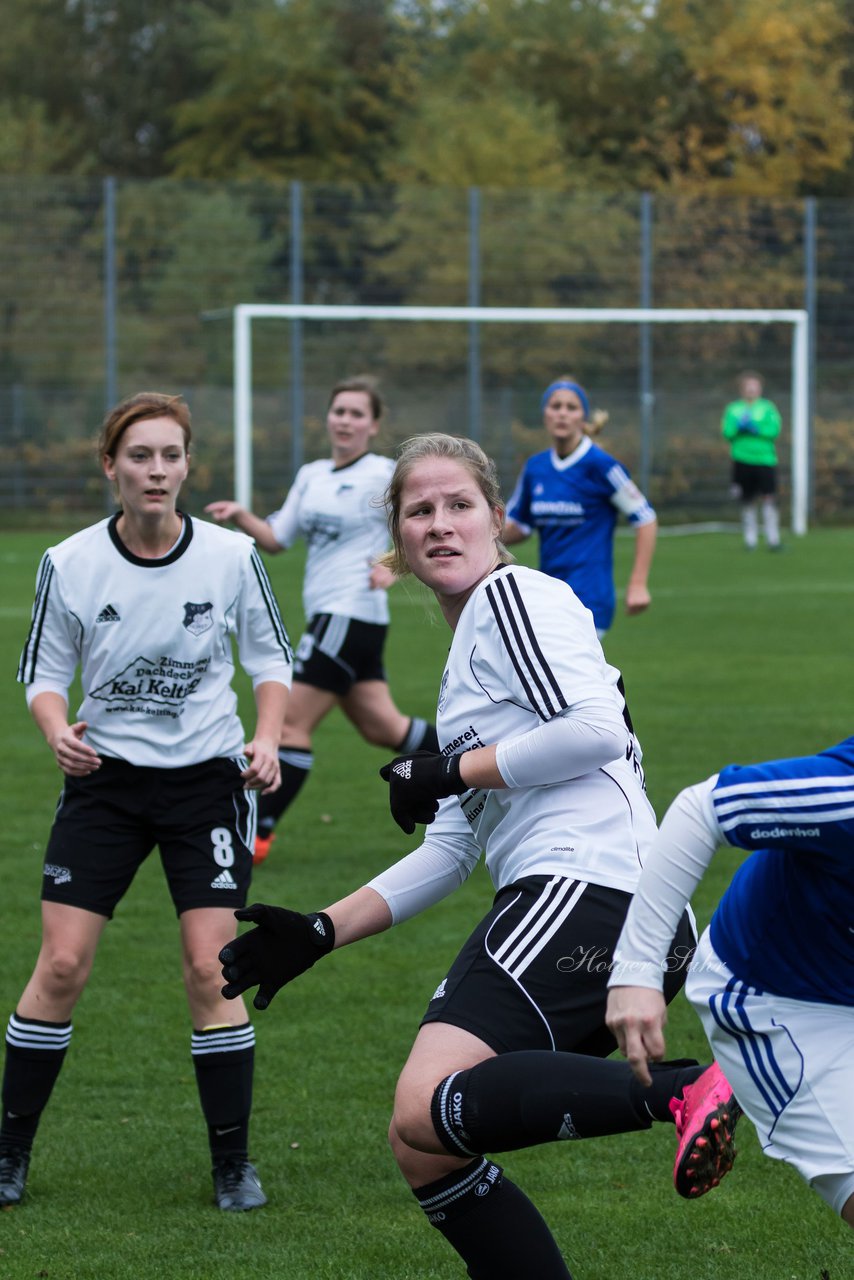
[204,501,283,554]
[219,820,478,1009]
[29,691,102,776]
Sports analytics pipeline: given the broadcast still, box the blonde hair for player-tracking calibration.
[381,434,512,577]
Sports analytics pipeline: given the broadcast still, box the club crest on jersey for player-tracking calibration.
[183,601,214,636]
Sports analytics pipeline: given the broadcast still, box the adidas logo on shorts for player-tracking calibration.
[211,869,237,890]
[393,760,413,779]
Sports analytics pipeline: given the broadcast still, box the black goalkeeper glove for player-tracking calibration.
[379,749,467,835]
[219,903,335,1010]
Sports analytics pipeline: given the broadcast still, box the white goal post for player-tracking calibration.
[229,304,810,533]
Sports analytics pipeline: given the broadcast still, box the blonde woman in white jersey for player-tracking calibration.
[206,376,437,864]
[4,393,292,1214]
[219,435,738,1278]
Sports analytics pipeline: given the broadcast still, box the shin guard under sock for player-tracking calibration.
[431,1051,702,1156]
[191,1024,255,1161]
[257,749,313,836]
[2,1013,73,1149]
[414,1157,572,1279]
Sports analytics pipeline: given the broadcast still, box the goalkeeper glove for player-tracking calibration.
[737,413,758,435]
[219,903,335,1010]
[379,749,467,835]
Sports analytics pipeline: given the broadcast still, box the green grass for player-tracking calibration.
[1,525,853,1278]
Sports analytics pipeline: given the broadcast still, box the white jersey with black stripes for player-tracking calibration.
[265,452,395,624]
[18,513,293,767]
[435,564,655,895]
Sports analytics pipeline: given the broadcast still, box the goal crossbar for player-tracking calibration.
[228,303,809,532]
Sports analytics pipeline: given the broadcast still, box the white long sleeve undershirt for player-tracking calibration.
[370,700,630,925]
[607,775,723,991]
[495,697,626,789]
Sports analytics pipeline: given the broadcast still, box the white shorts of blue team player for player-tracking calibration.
[687,930,854,1218]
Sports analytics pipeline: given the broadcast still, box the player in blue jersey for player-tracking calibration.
[606,737,854,1226]
[504,376,657,636]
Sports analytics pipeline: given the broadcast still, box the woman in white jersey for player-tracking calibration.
[218,435,738,1278]
[3,393,293,1214]
[205,375,437,864]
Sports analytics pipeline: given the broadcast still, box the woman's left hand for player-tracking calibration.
[241,737,282,793]
[625,583,651,616]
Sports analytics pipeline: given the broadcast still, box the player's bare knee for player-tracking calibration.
[391,1094,435,1153]
[183,949,221,995]
[39,945,90,996]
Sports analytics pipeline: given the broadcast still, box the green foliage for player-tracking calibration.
[2,0,854,196]
[652,0,854,196]
[169,0,417,183]
[2,528,854,1276]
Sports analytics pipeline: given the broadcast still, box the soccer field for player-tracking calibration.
[1,525,852,1279]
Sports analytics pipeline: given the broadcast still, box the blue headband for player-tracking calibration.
[541,380,589,418]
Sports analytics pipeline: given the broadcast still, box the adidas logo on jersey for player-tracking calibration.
[211,869,237,890]
[393,760,413,779]
[95,604,121,624]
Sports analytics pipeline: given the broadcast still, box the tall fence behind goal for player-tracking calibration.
[228,304,809,534]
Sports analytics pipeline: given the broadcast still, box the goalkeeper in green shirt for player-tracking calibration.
[722,370,783,551]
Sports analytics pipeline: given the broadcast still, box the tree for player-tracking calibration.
[0,0,235,177]
[168,0,416,182]
[647,0,854,195]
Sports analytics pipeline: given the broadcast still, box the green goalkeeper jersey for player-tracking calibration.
[722,397,781,466]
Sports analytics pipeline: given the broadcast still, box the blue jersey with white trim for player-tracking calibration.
[505,438,655,631]
[709,737,854,1005]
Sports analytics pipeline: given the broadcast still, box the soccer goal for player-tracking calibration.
[226,304,810,533]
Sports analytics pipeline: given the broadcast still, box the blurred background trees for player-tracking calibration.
[3,0,853,197]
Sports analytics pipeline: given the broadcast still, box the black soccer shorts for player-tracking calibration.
[292,612,388,695]
[420,875,696,1057]
[731,460,777,500]
[41,756,255,918]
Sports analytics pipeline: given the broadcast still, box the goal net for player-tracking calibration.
[224,304,809,533]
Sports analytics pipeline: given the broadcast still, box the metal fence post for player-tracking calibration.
[639,191,654,495]
[290,179,304,479]
[468,187,482,442]
[103,175,118,512]
[804,196,817,519]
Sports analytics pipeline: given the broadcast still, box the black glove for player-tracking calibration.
[219,903,335,1010]
[379,749,467,835]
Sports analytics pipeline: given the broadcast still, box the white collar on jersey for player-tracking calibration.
[550,435,592,471]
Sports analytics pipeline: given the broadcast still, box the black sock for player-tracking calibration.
[431,1051,702,1156]
[257,748,313,836]
[1,1013,73,1150]
[414,1157,572,1279]
[397,717,439,754]
[191,1024,255,1163]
